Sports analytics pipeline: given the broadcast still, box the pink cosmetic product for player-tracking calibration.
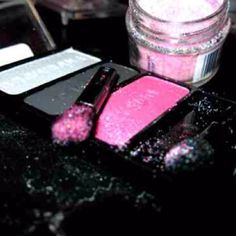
[1,48,235,183]
[52,66,119,145]
[0,48,140,144]
[90,76,236,186]
[126,0,231,86]
[95,75,190,146]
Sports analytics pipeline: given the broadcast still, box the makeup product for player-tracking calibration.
[23,62,138,116]
[164,126,217,174]
[89,73,236,184]
[95,75,190,146]
[164,113,236,173]
[87,74,192,184]
[52,66,119,144]
[0,49,138,139]
[126,0,230,85]
[0,48,102,95]
[1,47,235,185]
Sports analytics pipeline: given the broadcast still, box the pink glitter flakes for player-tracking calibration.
[127,0,230,84]
[52,104,94,144]
[137,0,223,22]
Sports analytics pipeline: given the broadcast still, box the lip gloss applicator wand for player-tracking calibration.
[52,66,119,145]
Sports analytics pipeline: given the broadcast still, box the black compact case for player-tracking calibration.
[0,50,236,191]
[0,49,139,137]
[89,74,236,188]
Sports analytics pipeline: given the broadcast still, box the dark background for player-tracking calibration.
[0,1,236,235]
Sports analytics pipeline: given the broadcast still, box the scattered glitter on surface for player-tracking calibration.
[0,114,161,235]
[164,138,215,173]
[128,93,235,174]
[52,104,94,144]
[0,87,236,235]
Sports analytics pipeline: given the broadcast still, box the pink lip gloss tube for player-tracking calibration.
[126,0,231,86]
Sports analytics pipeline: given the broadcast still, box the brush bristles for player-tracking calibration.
[52,104,94,145]
[164,138,214,173]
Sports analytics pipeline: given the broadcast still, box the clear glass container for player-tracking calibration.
[126,0,231,86]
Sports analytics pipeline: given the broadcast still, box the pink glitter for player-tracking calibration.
[52,104,94,144]
[95,76,189,146]
[165,143,193,165]
[137,0,223,22]
[127,0,230,84]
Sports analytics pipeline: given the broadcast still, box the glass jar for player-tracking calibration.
[126,0,231,86]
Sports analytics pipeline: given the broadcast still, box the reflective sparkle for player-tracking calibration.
[164,137,215,173]
[52,104,94,145]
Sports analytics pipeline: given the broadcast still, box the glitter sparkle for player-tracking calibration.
[52,104,94,144]
[164,138,215,173]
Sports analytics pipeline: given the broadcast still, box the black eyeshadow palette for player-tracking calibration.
[0,49,139,138]
[23,61,138,116]
[90,89,236,188]
[0,49,236,190]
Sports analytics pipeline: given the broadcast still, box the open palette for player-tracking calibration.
[90,73,236,186]
[0,48,235,188]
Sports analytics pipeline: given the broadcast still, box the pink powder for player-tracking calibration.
[95,76,189,146]
[137,0,223,22]
[137,49,197,82]
[127,0,230,85]
[52,104,94,144]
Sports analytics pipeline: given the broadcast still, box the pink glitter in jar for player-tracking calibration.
[126,0,231,85]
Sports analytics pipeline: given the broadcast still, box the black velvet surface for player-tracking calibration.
[1,3,236,235]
